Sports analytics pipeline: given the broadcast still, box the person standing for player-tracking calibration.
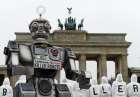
[0,77,13,97]
[112,73,127,97]
[127,74,140,97]
[100,76,112,97]
[89,78,100,97]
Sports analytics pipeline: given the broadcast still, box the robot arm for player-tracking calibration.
[4,41,19,76]
[63,48,79,81]
[4,41,33,76]
[4,41,19,66]
[64,48,91,89]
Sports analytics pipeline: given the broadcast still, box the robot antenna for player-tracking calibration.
[36,5,46,18]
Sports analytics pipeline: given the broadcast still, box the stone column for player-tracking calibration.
[116,54,128,82]
[97,54,107,82]
[79,54,86,71]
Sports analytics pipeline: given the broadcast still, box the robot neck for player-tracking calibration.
[32,38,52,47]
[33,38,48,43]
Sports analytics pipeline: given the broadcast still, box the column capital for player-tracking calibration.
[80,54,86,58]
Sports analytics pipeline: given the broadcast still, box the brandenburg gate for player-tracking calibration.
[0,8,131,84]
[15,30,131,82]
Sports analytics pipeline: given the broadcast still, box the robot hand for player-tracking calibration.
[77,71,92,90]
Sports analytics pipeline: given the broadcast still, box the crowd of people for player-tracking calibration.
[63,73,140,97]
[0,73,140,97]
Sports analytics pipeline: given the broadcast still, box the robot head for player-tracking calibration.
[3,77,10,85]
[29,17,51,40]
[131,74,137,83]
[116,73,123,82]
[101,76,108,84]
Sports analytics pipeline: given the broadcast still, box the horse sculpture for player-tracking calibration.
[64,17,76,30]
[58,19,63,30]
[78,19,84,30]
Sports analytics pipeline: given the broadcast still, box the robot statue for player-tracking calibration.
[3,11,90,97]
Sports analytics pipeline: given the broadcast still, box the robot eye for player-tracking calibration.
[44,22,51,30]
[31,22,39,32]
[44,22,48,27]
[32,22,38,28]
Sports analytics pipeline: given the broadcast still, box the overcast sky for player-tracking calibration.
[0,0,140,79]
